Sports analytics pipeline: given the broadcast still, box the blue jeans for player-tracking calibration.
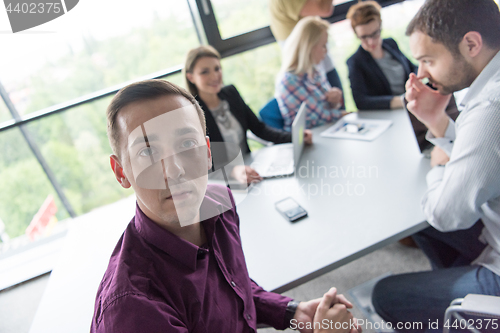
[373,266,500,332]
[372,223,500,332]
[412,221,486,269]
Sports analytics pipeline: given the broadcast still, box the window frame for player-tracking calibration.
[196,0,405,57]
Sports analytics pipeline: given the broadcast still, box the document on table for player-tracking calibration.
[320,114,392,141]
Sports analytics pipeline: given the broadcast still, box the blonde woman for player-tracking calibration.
[276,16,344,131]
[269,0,344,91]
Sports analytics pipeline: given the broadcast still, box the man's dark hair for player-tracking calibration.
[107,79,206,159]
[406,0,500,54]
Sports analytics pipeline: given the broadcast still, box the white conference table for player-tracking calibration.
[29,109,431,333]
[238,109,431,293]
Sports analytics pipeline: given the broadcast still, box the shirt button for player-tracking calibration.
[246,314,251,320]
[231,281,236,287]
[197,249,205,259]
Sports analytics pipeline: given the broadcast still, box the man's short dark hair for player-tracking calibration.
[406,0,500,54]
[107,79,206,160]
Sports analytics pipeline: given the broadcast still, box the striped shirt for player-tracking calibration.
[276,68,342,131]
[423,51,500,276]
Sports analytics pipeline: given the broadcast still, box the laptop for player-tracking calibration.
[251,102,307,178]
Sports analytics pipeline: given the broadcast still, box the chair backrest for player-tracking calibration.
[443,294,500,333]
[259,98,284,130]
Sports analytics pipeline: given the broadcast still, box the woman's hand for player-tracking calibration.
[231,165,262,184]
[304,130,313,145]
[325,87,343,108]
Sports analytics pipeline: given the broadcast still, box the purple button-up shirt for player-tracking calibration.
[90,184,291,332]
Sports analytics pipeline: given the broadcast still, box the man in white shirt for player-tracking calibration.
[372,0,500,331]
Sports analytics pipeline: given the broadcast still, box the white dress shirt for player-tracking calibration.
[423,50,500,276]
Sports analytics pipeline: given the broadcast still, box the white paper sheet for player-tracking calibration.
[320,114,393,141]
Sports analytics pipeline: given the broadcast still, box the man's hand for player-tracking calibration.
[430,146,450,168]
[293,289,356,333]
[293,298,321,333]
[230,165,262,184]
[325,87,343,109]
[313,288,360,333]
[304,130,313,145]
[405,73,451,137]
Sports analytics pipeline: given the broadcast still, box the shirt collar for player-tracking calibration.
[460,50,500,107]
[133,188,228,271]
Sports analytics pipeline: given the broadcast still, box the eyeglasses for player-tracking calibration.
[358,28,381,42]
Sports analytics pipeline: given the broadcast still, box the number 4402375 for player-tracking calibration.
[5,2,62,14]
[444,318,498,330]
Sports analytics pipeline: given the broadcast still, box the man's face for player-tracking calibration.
[114,95,211,228]
[410,31,476,95]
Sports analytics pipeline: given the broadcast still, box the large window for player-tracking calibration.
[0,1,201,258]
[0,0,200,117]
[211,0,269,39]
[0,128,70,248]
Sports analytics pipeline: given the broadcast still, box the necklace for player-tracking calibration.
[212,101,232,129]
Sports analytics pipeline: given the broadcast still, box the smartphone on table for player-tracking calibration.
[275,197,308,222]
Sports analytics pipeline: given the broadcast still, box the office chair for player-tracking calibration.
[443,294,500,333]
[259,98,284,130]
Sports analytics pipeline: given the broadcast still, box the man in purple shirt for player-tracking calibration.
[90,79,359,333]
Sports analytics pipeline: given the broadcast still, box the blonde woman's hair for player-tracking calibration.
[281,16,330,74]
[183,45,221,96]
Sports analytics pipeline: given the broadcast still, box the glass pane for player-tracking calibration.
[0,99,12,123]
[329,0,425,111]
[25,97,134,218]
[162,73,184,89]
[221,43,281,115]
[212,0,269,39]
[0,0,199,117]
[0,128,70,253]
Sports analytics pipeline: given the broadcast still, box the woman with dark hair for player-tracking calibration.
[346,1,459,151]
[346,1,415,111]
[183,45,312,183]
